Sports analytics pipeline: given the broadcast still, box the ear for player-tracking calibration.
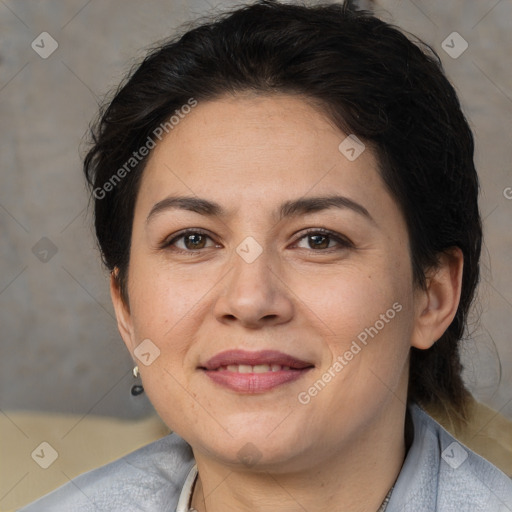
[110,269,137,354]
[411,247,464,350]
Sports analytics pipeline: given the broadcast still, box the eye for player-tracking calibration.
[161,227,353,254]
[162,229,219,252]
[293,228,353,251]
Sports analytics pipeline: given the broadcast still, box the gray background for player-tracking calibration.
[1,0,511,420]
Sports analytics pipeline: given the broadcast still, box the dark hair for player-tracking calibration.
[84,0,482,422]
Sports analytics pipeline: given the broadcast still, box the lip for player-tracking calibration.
[200,349,314,370]
[198,349,314,393]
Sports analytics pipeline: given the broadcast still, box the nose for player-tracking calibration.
[213,244,295,329]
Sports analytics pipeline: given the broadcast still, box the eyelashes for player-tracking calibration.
[160,227,354,255]
[161,228,217,252]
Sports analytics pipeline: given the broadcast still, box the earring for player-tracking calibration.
[131,365,144,396]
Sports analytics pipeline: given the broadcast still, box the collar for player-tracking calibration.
[176,463,198,512]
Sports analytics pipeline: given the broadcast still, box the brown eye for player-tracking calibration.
[163,229,217,252]
[183,233,207,250]
[307,234,331,250]
[294,229,353,251]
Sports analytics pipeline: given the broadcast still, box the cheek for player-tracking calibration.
[290,256,415,378]
[297,262,408,326]
[126,259,223,379]
[128,260,209,331]
[302,276,412,405]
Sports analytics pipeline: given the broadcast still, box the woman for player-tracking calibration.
[20,1,512,510]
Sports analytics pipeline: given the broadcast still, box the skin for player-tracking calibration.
[111,92,463,512]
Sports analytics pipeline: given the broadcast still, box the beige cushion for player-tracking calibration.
[1,397,510,511]
[0,411,169,512]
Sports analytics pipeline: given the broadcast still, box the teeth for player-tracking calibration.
[216,364,291,372]
[253,364,271,373]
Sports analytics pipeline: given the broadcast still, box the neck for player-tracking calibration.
[190,399,409,512]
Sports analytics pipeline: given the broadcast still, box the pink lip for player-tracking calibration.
[200,349,313,370]
[199,349,314,393]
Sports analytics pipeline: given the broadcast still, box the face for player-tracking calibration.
[113,92,424,472]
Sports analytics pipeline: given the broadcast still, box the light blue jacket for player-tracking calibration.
[19,403,512,511]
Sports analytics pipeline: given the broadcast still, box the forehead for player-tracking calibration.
[134,92,392,223]
[152,93,342,163]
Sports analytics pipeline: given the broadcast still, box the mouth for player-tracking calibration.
[198,349,315,393]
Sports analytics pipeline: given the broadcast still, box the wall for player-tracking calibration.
[1,0,511,423]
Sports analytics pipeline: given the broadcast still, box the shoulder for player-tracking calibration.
[18,432,195,512]
[388,402,512,512]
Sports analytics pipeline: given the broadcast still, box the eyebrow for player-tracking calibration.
[146,194,375,225]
